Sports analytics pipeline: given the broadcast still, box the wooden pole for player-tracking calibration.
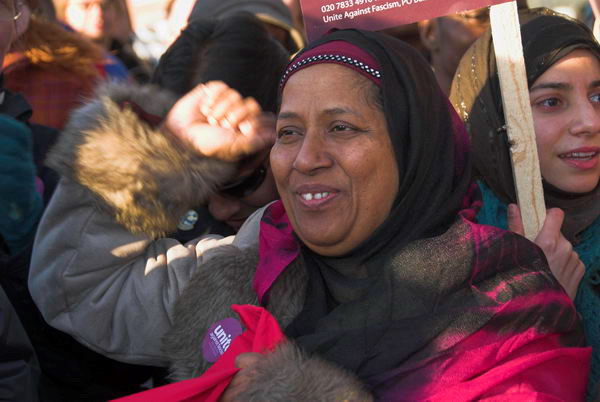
[490,1,545,240]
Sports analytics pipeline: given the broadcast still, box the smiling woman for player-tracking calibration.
[155,29,591,401]
[450,7,600,399]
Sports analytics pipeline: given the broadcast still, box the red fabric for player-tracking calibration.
[254,200,590,400]
[374,326,590,401]
[254,201,299,304]
[112,305,285,402]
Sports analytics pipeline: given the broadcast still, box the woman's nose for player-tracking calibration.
[292,131,333,174]
[570,99,600,137]
[207,193,241,222]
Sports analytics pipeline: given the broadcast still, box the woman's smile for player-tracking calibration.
[558,146,600,170]
[295,184,340,209]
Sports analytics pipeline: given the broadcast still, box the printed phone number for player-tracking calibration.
[320,0,375,12]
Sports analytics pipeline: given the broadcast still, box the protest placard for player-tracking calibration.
[298,0,546,239]
[300,0,510,42]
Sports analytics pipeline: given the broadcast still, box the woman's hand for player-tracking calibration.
[220,352,263,402]
[507,204,585,300]
[163,81,275,162]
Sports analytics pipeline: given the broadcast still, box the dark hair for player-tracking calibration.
[152,13,290,113]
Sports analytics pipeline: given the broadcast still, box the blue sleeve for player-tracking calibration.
[102,53,130,82]
[0,115,43,255]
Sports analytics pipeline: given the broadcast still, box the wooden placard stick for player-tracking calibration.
[490,1,545,240]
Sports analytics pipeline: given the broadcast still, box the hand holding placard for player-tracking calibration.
[490,1,545,239]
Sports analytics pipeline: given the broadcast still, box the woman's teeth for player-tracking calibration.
[301,192,330,201]
[560,152,597,159]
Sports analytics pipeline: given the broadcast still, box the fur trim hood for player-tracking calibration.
[46,82,237,238]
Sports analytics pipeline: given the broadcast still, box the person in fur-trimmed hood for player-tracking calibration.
[28,14,288,372]
[33,27,590,401]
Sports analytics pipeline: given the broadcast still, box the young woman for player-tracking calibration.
[450,8,600,399]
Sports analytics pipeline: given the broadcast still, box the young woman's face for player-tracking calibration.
[530,49,600,193]
[272,63,399,257]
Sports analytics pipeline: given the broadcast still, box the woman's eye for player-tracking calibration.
[590,93,600,104]
[276,128,300,139]
[330,123,356,132]
[536,97,561,109]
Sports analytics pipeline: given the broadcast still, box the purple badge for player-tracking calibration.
[202,318,244,363]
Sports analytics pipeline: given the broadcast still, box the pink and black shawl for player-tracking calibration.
[255,29,590,400]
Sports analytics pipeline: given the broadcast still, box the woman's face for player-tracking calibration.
[529,49,600,193]
[64,0,115,41]
[272,63,399,256]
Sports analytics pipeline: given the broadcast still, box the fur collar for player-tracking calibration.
[163,245,307,381]
[45,82,237,237]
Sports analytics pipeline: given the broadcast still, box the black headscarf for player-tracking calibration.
[450,8,600,242]
[152,14,289,113]
[187,0,304,53]
[280,28,474,381]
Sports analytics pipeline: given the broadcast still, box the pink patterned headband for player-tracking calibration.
[279,40,382,90]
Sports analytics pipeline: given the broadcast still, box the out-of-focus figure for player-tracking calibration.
[133,0,197,67]
[3,10,104,129]
[418,1,528,95]
[187,0,304,54]
[52,0,152,82]
[281,0,304,38]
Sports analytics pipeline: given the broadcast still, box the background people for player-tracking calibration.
[187,0,304,54]
[3,8,104,130]
[52,0,152,82]
[418,0,529,95]
[1,0,181,399]
[132,0,196,66]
